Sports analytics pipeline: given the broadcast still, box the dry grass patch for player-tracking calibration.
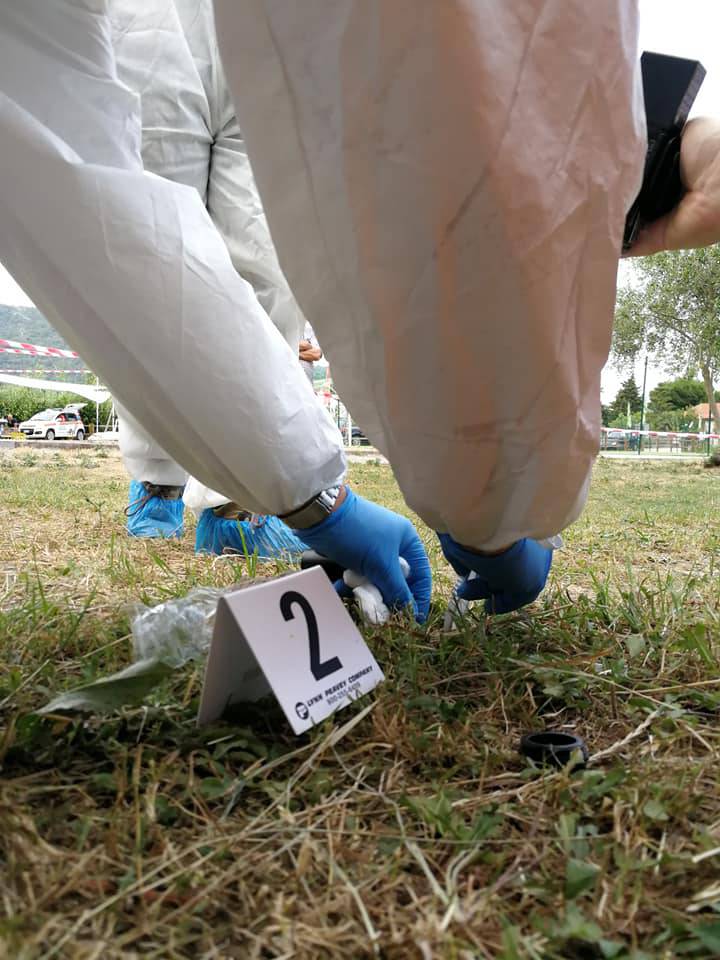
[1,449,720,958]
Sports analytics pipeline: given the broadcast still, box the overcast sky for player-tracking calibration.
[1,2,719,400]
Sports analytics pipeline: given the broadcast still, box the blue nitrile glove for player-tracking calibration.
[438,534,553,615]
[294,487,432,623]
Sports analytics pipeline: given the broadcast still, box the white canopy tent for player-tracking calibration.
[0,372,109,403]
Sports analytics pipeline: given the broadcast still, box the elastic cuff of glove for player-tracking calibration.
[440,533,525,567]
[477,538,552,583]
[456,538,523,561]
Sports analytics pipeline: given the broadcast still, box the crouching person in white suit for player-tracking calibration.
[0,0,431,622]
[112,0,307,559]
[10,1,720,622]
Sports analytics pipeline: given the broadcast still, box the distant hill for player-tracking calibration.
[0,304,89,377]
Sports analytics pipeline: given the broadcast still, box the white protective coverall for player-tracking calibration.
[0,1,645,550]
[0,0,345,520]
[111,0,306,508]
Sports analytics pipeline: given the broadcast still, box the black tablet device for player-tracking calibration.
[623,51,705,251]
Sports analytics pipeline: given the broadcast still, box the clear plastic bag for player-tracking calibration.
[41,587,242,714]
[130,586,225,667]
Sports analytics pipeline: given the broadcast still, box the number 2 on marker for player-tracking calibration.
[280,590,343,681]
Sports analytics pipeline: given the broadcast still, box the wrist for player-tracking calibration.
[330,484,347,513]
[457,538,517,557]
[279,483,347,529]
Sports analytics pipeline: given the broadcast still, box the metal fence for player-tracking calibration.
[600,427,719,456]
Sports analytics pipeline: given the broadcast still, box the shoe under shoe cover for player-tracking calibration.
[195,509,307,559]
[126,479,185,539]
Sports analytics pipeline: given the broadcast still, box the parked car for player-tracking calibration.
[603,430,626,450]
[603,429,638,451]
[19,405,86,441]
[351,425,369,446]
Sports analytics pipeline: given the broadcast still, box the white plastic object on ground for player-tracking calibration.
[443,573,477,634]
[344,558,411,626]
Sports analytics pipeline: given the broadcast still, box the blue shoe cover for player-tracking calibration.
[195,509,307,559]
[126,480,184,539]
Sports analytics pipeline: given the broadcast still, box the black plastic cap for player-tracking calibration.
[520,730,588,770]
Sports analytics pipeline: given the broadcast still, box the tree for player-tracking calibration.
[614,247,720,427]
[608,376,642,424]
[645,378,706,431]
[648,377,706,413]
[646,406,698,432]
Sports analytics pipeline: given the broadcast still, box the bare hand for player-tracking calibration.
[628,117,720,256]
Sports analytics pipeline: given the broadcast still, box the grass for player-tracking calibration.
[2,448,720,958]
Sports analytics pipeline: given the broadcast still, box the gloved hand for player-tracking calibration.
[438,534,553,615]
[294,487,432,623]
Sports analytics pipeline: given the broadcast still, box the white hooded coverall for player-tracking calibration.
[0,1,645,549]
[111,0,306,511]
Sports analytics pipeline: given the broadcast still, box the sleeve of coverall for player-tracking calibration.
[213,0,647,550]
[209,107,306,352]
[111,0,306,353]
[0,0,345,516]
[110,0,302,490]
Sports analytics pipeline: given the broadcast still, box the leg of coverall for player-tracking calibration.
[111,0,213,536]
[0,0,347,522]
[111,0,308,554]
[117,402,187,538]
[187,53,309,558]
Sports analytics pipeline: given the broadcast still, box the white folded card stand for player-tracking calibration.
[197,566,385,734]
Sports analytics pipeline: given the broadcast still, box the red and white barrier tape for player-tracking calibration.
[0,338,80,358]
[601,426,720,441]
